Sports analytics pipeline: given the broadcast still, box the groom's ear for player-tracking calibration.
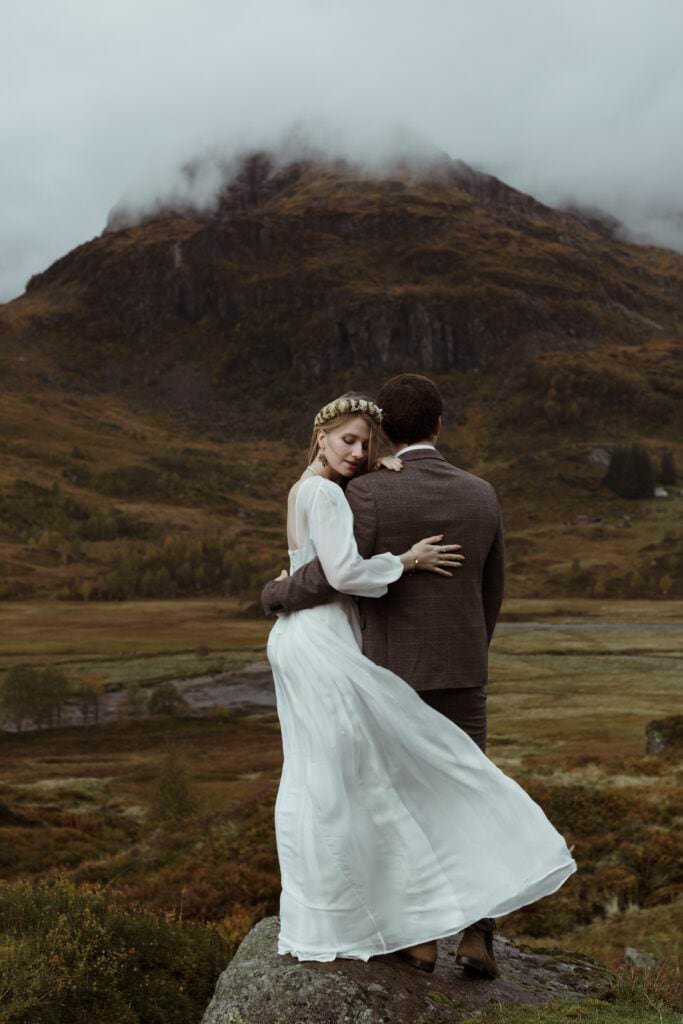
[434,415,443,439]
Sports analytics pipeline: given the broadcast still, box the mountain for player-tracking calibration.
[1,151,682,602]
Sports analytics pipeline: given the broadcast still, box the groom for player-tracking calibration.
[261,372,505,978]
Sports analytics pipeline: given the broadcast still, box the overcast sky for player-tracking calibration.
[1,0,682,301]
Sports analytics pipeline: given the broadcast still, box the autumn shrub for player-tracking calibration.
[93,456,253,506]
[504,783,683,938]
[65,532,279,600]
[0,802,139,881]
[618,834,683,906]
[0,480,89,542]
[613,958,683,1014]
[70,795,280,930]
[529,783,635,837]
[94,464,175,500]
[503,356,644,430]
[77,508,146,540]
[148,751,199,824]
[0,877,228,1024]
[112,855,280,927]
[0,479,148,564]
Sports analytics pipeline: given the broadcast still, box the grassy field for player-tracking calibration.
[0,598,681,1020]
[490,605,682,769]
[0,599,268,690]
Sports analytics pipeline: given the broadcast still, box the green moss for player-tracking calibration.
[479,1000,681,1024]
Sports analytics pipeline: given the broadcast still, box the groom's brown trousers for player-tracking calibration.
[419,686,487,753]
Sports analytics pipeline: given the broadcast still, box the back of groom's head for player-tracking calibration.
[377,373,443,445]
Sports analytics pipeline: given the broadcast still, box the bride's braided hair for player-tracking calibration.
[307,392,383,473]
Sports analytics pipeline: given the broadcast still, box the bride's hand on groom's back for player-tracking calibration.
[372,455,403,473]
[400,535,464,577]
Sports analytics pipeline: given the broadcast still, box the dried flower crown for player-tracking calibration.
[314,396,383,429]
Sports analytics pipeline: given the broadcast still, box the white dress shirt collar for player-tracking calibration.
[395,443,437,458]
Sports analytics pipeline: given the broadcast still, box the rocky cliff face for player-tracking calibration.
[0,150,682,603]
[6,151,682,436]
[201,916,613,1024]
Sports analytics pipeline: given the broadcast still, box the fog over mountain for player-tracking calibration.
[2,0,682,301]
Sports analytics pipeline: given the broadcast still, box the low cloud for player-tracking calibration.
[2,0,682,300]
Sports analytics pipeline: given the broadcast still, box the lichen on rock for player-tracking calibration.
[201,916,613,1024]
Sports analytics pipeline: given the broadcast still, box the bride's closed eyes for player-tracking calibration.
[342,435,368,450]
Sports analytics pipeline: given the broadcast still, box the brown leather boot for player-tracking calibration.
[455,925,499,979]
[394,939,437,973]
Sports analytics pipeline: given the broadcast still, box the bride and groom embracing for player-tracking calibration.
[261,373,575,977]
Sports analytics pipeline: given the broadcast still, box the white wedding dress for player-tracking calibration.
[267,475,576,963]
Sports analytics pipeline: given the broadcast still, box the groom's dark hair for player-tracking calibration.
[377,373,443,445]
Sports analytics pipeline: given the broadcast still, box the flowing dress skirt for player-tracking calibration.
[267,595,576,963]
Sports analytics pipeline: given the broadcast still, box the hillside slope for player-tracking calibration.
[1,153,682,600]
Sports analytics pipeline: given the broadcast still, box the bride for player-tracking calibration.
[266,394,576,971]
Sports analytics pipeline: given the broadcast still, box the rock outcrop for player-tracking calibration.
[646,715,683,754]
[201,916,612,1024]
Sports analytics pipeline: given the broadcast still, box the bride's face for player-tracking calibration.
[320,416,371,478]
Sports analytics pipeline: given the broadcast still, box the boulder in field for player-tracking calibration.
[645,715,683,755]
[201,916,613,1024]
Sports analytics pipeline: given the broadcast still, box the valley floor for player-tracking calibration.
[0,598,681,1019]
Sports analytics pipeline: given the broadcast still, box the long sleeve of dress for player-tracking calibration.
[305,478,403,598]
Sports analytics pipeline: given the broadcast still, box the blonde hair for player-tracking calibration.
[307,393,383,474]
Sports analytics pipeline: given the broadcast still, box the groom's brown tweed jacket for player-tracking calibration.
[261,449,505,691]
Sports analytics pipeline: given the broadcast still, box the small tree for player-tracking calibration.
[660,451,677,486]
[605,446,655,499]
[74,676,104,725]
[120,680,146,719]
[659,574,674,597]
[38,666,70,726]
[147,681,187,717]
[149,751,198,824]
[0,666,36,731]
